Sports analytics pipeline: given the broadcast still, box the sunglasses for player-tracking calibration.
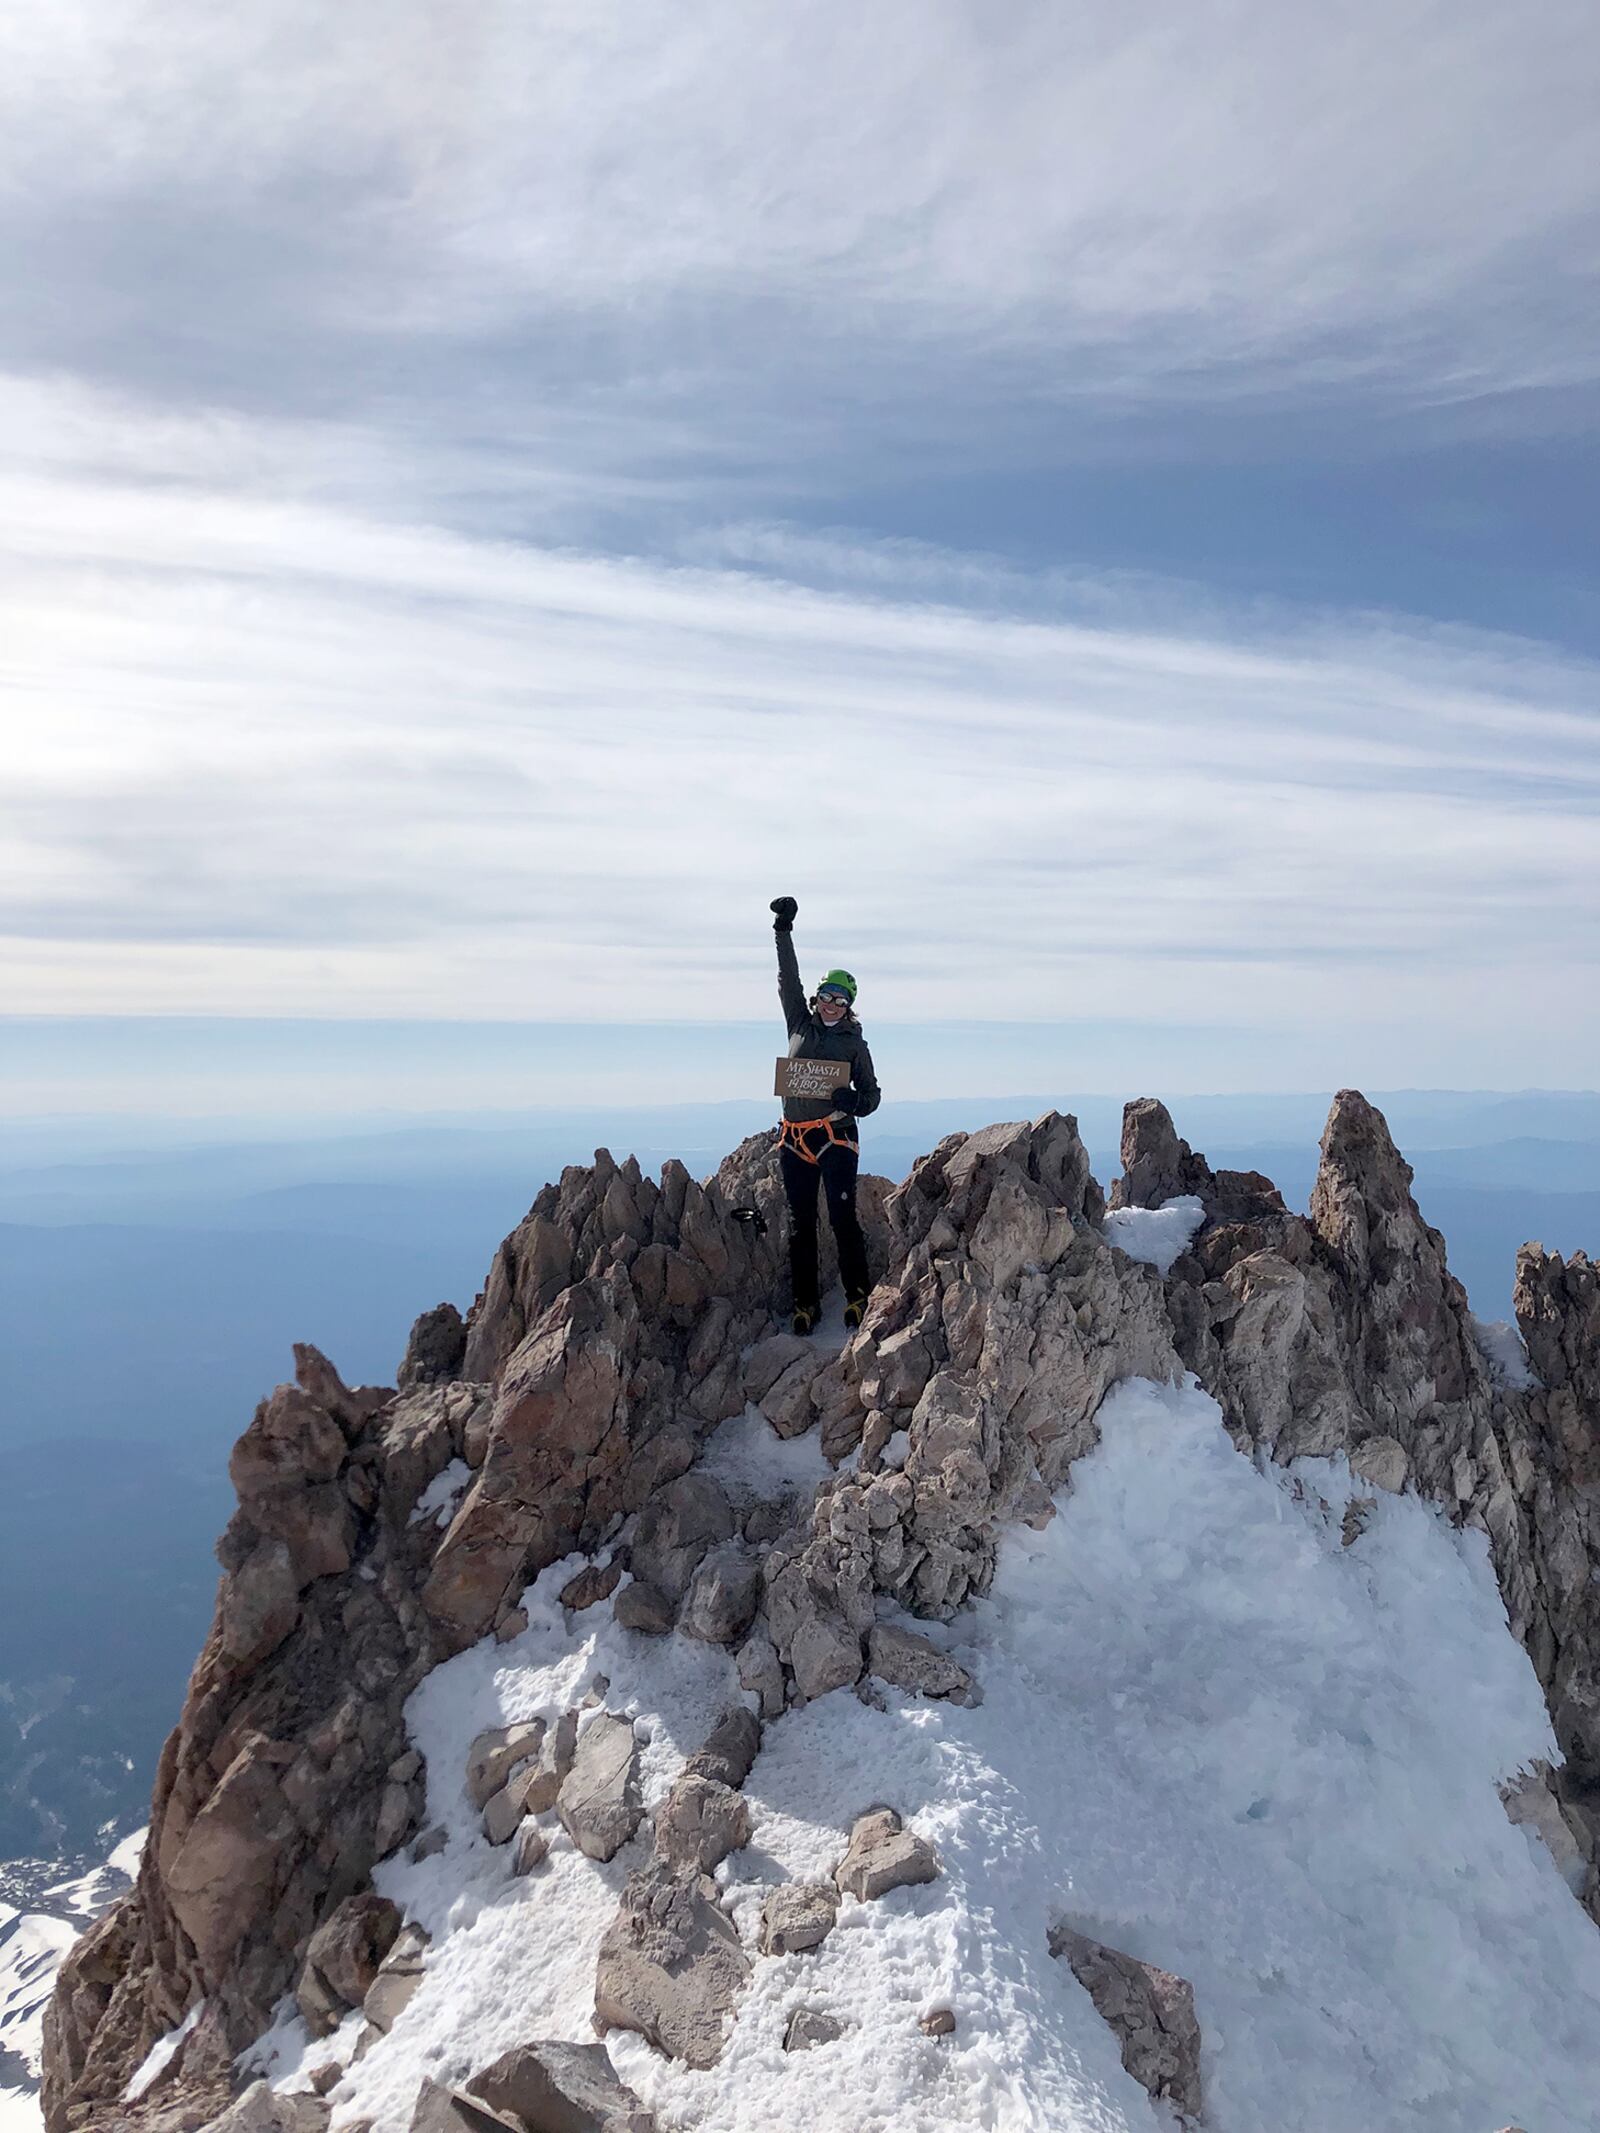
[817,985,851,1003]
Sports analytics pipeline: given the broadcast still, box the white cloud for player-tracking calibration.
[2,7,1597,1091]
[1,0,1596,410]
[2,387,1597,1080]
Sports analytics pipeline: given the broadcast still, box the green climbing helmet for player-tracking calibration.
[818,968,858,1005]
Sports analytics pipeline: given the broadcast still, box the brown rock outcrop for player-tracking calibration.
[1109,1097,1215,1212]
[397,1304,467,1392]
[593,1863,751,2069]
[1049,1925,1202,2121]
[1111,1095,1285,1229]
[653,1775,752,1874]
[44,1346,453,2133]
[782,2006,845,2052]
[422,1141,890,1652]
[867,1622,976,1703]
[465,2039,658,2132]
[363,1923,429,2035]
[41,1091,1600,2133]
[205,2082,331,2133]
[556,1713,643,1862]
[45,1135,881,2132]
[833,1807,939,1902]
[681,1707,761,1792]
[1166,1088,1491,1463]
[1517,1244,1600,1404]
[758,1882,838,1957]
[465,1723,544,1813]
[294,1893,401,2037]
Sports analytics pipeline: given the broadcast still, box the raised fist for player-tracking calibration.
[770,896,798,931]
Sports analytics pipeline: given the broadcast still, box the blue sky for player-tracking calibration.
[3,0,1598,1111]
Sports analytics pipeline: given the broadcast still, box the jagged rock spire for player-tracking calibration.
[1110,1096,1215,1210]
[1516,1244,1600,1404]
[1112,1095,1286,1227]
[1309,1086,1487,1419]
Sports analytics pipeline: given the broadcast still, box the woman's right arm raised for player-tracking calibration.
[771,896,808,1035]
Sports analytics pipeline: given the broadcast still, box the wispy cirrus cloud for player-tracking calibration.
[2,0,1597,423]
[3,384,1597,1081]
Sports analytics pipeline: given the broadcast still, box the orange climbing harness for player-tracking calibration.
[776,1115,859,1166]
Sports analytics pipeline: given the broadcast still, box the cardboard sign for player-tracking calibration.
[775,1055,851,1101]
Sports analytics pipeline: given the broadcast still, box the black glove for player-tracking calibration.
[831,1085,859,1114]
[770,895,797,932]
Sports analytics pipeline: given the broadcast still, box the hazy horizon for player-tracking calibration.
[8,1012,1600,1145]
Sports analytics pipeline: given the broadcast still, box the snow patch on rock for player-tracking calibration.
[124,2001,205,2103]
[1102,1196,1206,1277]
[1473,1315,1539,1392]
[407,1460,472,1530]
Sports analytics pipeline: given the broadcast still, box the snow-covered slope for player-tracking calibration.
[1,1909,76,2133]
[1,1835,142,2132]
[250,1379,1600,2133]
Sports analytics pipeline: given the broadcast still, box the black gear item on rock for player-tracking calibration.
[791,1304,819,1337]
[843,1296,866,1331]
[770,895,797,931]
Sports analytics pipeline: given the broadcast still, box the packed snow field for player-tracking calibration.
[0,1911,73,2133]
[1,1833,143,2133]
[242,1376,1600,2133]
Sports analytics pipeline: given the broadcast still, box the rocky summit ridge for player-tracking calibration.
[41,1093,1600,2133]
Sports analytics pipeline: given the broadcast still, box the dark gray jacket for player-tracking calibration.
[776,930,881,1127]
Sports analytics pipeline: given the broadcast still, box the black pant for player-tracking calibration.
[781,1141,869,1311]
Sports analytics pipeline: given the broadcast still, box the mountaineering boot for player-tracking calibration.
[792,1303,820,1337]
[842,1293,868,1331]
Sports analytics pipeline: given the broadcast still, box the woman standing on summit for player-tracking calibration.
[769,895,880,1335]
